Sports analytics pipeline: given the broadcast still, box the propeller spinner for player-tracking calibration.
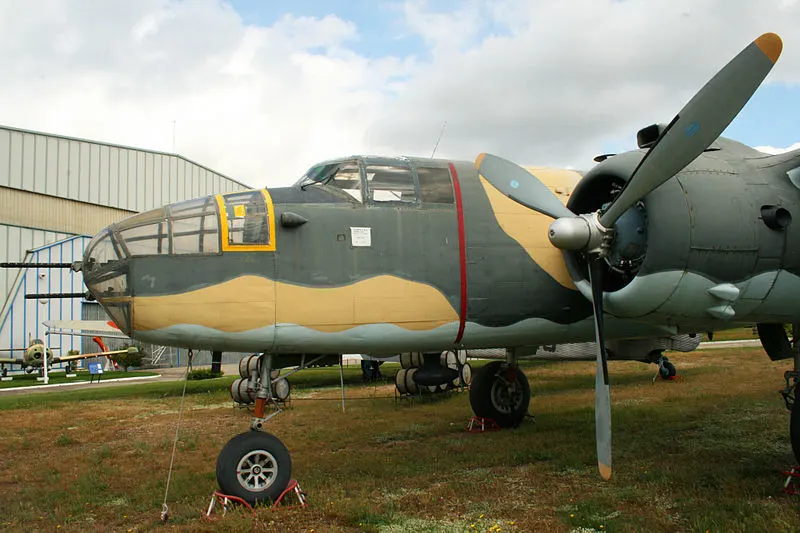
[476,32,782,480]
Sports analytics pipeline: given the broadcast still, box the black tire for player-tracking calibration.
[469,361,530,428]
[660,360,677,379]
[216,431,292,505]
[792,384,800,464]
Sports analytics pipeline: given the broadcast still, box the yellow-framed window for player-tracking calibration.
[216,189,276,252]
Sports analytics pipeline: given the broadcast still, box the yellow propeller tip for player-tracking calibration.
[599,463,612,480]
[755,32,782,64]
[474,153,486,171]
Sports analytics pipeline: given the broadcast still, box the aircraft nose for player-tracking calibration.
[82,195,221,337]
[83,224,132,335]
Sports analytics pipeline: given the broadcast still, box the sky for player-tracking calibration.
[1,0,800,188]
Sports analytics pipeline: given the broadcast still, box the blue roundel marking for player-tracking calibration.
[685,122,700,138]
[510,180,520,189]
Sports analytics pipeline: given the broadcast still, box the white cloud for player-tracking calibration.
[0,0,799,190]
[373,0,800,169]
[0,0,408,187]
[755,142,800,154]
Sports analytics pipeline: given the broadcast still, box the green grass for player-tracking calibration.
[0,348,798,531]
[705,326,759,342]
[0,369,159,389]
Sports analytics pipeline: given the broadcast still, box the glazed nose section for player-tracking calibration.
[82,226,132,335]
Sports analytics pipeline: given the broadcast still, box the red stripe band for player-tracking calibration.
[449,162,468,344]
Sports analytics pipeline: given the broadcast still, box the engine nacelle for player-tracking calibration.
[563,139,800,326]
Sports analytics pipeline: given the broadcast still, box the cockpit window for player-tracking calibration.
[296,161,362,203]
[172,216,220,254]
[218,190,275,251]
[296,163,339,188]
[169,196,220,254]
[168,196,219,218]
[84,230,123,270]
[417,166,455,204]
[120,222,168,256]
[365,164,417,203]
[326,164,363,203]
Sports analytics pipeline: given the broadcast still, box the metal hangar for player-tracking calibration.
[0,124,249,367]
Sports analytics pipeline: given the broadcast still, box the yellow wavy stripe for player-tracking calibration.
[133,275,459,333]
[478,170,579,289]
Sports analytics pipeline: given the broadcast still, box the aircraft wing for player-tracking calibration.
[0,357,23,365]
[43,320,129,340]
[44,320,123,334]
[54,347,139,363]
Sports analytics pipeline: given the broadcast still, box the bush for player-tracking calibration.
[188,368,224,380]
[111,344,146,372]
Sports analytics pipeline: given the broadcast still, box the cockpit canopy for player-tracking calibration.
[83,189,275,270]
[295,156,455,205]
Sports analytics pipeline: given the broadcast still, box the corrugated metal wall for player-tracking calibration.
[0,125,254,368]
[0,226,74,305]
[0,236,90,367]
[0,125,249,212]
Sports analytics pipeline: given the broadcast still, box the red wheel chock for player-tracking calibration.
[205,491,254,519]
[783,466,800,495]
[272,479,307,509]
[465,416,501,433]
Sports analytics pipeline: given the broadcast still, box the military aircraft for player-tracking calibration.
[0,337,139,375]
[72,32,800,504]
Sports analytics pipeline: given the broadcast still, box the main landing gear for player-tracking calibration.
[216,354,292,504]
[782,352,800,464]
[469,360,531,427]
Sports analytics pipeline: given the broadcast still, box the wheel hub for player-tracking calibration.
[236,449,278,491]
[490,378,524,414]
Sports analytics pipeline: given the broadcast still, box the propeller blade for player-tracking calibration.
[475,153,573,219]
[588,257,612,480]
[599,32,782,228]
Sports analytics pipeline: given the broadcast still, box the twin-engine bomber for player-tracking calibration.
[77,32,800,504]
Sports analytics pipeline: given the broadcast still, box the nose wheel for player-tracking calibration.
[469,361,531,427]
[216,431,292,505]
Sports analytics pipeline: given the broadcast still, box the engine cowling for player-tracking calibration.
[562,139,796,325]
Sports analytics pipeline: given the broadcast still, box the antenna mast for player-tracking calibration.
[430,121,447,158]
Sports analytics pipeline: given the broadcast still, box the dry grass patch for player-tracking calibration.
[0,349,798,531]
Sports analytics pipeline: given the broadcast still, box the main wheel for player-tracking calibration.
[216,431,292,505]
[659,359,677,379]
[791,384,800,464]
[469,361,530,428]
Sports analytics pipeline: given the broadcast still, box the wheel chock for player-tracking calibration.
[465,416,501,433]
[205,490,254,520]
[272,479,307,508]
[782,466,800,495]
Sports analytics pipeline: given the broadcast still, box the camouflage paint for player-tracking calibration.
[83,143,800,353]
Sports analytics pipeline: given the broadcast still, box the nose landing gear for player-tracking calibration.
[216,431,292,504]
[216,354,292,505]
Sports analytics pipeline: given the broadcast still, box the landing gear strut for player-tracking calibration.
[782,348,800,464]
[216,354,292,504]
[469,361,530,427]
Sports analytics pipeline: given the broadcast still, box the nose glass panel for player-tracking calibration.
[83,230,123,272]
[83,229,132,333]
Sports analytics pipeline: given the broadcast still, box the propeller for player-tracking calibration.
[474,153,572,219]
[475,32,782,480]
